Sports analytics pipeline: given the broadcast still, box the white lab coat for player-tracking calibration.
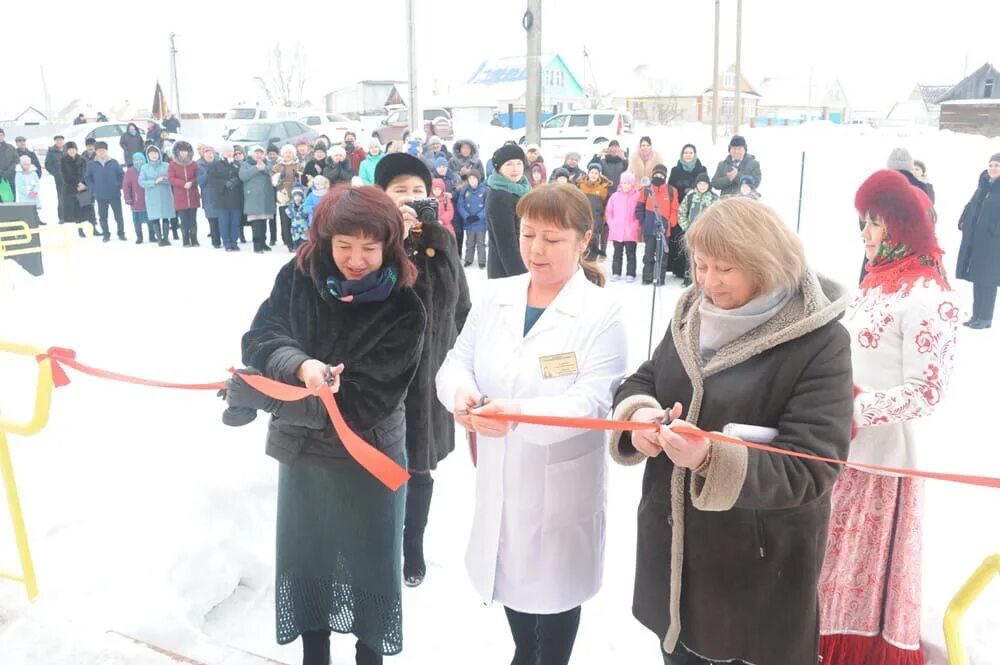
[435,269,628,614]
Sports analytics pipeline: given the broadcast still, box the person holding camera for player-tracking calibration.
[374,153,471,587]
[435,184,627,665]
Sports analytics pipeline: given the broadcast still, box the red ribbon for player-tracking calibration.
[482,412,1000,490]
[35,348,410,492]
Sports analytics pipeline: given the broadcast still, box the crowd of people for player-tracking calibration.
[3,115,997,664]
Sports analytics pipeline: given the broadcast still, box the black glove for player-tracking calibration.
[218,368,278,427]
[635,201,645,219]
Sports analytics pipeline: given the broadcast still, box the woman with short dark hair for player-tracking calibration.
[225,186,426,665]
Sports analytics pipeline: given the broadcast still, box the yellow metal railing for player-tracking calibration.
[0,340,55,600]
[944,553,1000,665]
[0,220,93,286]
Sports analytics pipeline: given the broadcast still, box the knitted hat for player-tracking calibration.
[432,177,446,193]
[232,145,245,156]
[374,152,433,192]
[587,162,603,174]
[492,143,527,171]
[608,139,620,148]
[652,163,668,178]
[250,145,265,155]
[295,137,311,147]
[428,135,443,146]
[433,156,449,170]
[266,143,279,155]
[695,172,711,185]
[855,169,938,257]
[313,143,328,154]
[886,147,914,172]
[65,141,78,151]
[551,167,571,180]
[728,135,747,150]
[94,141,108,150]
[991,153,1000,164]
[739,174,757,189]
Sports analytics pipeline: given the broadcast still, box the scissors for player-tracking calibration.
[462,395,489,467]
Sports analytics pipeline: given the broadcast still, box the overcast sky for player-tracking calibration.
[5,0,998,117]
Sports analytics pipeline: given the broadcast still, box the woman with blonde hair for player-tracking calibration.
[610,197,855,665]
[437,184,628,665]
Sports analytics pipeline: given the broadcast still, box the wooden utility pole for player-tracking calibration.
[712,0,720,143]
[734,0,743,133]
[406,0,420,138]
[169,33,181,116]
[525,0,543,145]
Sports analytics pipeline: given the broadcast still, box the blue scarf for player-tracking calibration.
[326,265,398,303]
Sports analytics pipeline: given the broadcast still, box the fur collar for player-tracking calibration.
[671,271,849,381]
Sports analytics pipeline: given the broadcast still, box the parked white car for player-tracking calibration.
[222,106,296,139]
[297,112,365,146]
[516,109,634,148]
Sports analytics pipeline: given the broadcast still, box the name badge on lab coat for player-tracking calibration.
[539,352,579,379]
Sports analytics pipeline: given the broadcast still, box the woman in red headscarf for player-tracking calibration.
[818,170,959,665]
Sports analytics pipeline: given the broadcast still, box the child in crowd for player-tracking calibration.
[605,172,641,282]
[578,162,613,261]
[287,186,309,249]
[677,173,719,285]
[14,155,41,209]
[432,178,455,236]
[456,172,488,268]
[302,175,330,230]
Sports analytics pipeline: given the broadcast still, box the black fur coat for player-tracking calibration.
[405,221,472,472]
[242,259,427,470]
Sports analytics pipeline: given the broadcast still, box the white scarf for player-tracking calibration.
[698,287,792,363]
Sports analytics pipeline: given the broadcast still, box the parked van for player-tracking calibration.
[517,109,633,146]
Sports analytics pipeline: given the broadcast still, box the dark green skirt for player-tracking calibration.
[275,455,405,655]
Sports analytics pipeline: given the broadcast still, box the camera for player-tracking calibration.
[411,198,439,224]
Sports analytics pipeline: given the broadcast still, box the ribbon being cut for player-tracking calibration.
[29,347,1000,491]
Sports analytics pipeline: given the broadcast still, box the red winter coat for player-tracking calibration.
[347,147,366,175]
[168,159,201,210]
[122,166,146,212]
[433,178,455,235]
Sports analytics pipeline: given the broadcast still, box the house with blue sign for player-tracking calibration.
[441,54,587,128]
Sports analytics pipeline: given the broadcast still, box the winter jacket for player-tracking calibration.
[610,272,853,665]
[272,160,304,201]
[486,180,529,279]
[668,159,708,203]
[287,199,309,244]
[239,159,276,217]
[83,157,124,201]
[119,125,144,165]
[45,146,64,183]
[600,154,628,190]
[456,182,488,232]
[122,166,146,212]
[526,157,547,186]
[241,260,426,470]
[16,148,42,178]
[196,159,219,217]
[207,159,244,211]
[637,183,679,236]
[359,153,383,185]
[449,140,485,179]
[0,141,19,185]
[139,160,176,221]
[711,154,762,197]
[578,175,612,227]
[432,178,455,235]
[957,170,1000,286]
[59,153,91,222]
[553,162,585,184]
[303,189,326,225]
[420,146,451,173]
[678,189,719,231]
[606,186,641,243]
[15,169,41,207]
[628,150,664,182]
[146,123,162,145]
[321,159,353,186]
[345,145,366,175]
[846,274,957,470]
[168,159,201,210]
[404,221,471,472]
[301,157,332,187]
[163,116,181,133]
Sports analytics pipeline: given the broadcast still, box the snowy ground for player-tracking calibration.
[1,124,999,664]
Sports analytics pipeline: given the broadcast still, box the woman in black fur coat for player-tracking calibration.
[375,153,472,587]
[225,186,427,665]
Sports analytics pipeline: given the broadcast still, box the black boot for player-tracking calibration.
[355,640,383,665]
[133,221,144,244]
[171,219,180,240]
[301,630,330,665]
[159,220,171,246]
[403,473,434,587]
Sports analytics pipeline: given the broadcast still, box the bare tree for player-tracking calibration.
[645,79,684,126]
[262,42,308,107]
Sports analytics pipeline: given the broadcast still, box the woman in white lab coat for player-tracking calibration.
[436,184,628,665]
